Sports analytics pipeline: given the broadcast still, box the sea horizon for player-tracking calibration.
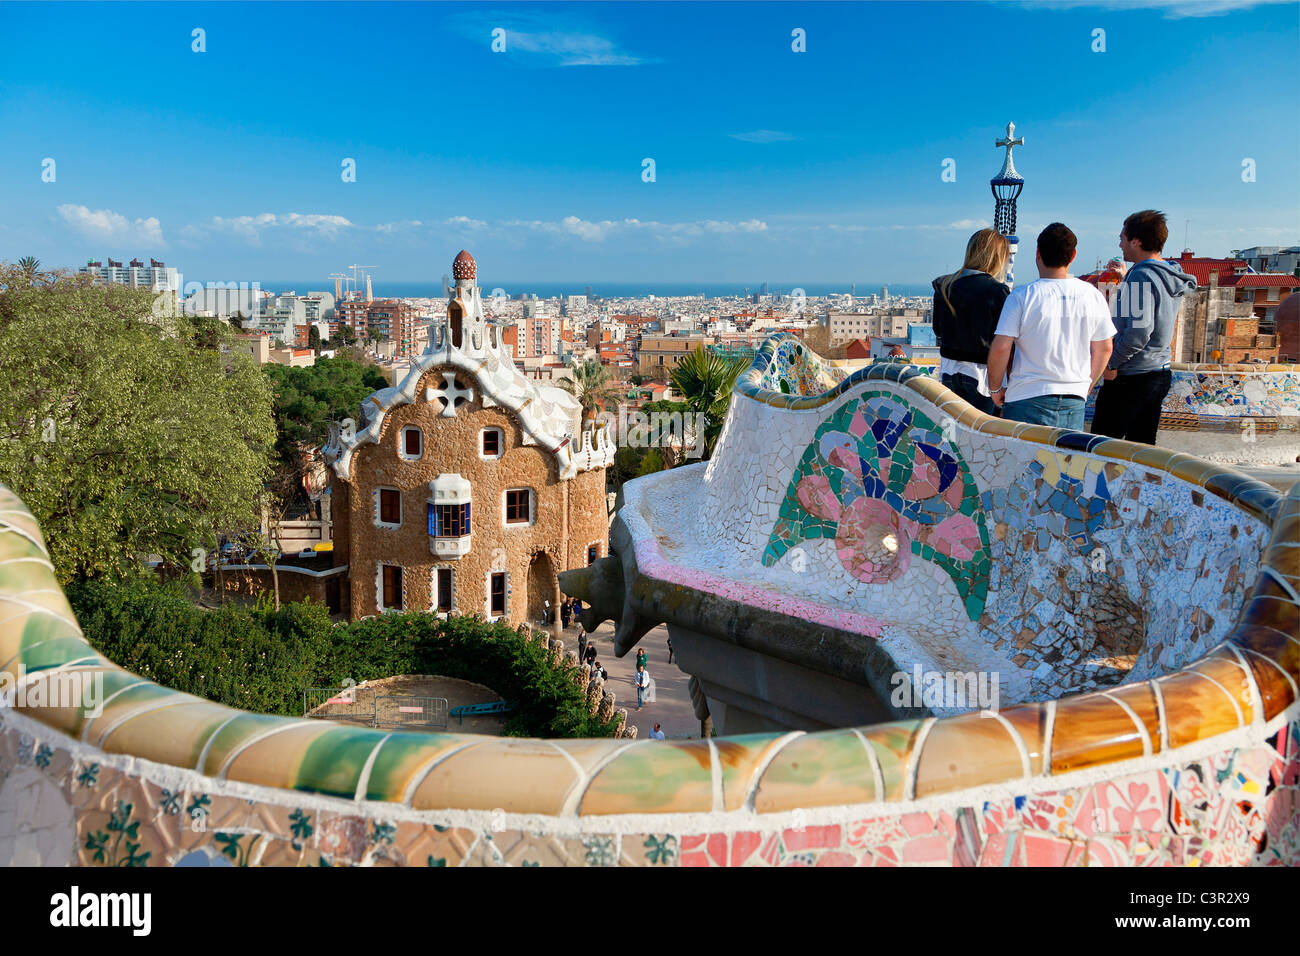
[198,280,935,300]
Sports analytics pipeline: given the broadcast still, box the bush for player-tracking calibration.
[65,579,618,738]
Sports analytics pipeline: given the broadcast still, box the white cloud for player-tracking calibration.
[729,130,797,144]
[451,12,654,67]
[1010,0,1290,17]
[184,212,353,244]
[374,219,425,234]
[507,29,648,66]
[57,204,163,246]
[502,216,771,242]
[826,219,992,233]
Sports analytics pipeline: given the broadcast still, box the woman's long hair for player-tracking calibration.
[937,229,1010,314]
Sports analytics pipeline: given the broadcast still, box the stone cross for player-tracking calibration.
[426,370,474,418]
[994,122,1024,179]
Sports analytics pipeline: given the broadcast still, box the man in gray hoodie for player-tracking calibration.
[1091,209,1197,444]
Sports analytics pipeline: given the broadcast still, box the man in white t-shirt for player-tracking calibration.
[986,222,1116,430]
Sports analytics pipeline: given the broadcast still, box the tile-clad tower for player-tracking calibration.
[991,122,1025,289]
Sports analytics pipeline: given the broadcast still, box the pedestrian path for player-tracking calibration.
[560,619,700,739]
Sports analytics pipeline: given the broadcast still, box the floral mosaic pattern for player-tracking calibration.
[757,338,846,396]
[764,392,991,621]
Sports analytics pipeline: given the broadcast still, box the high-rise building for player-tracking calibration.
[79,257,182,308]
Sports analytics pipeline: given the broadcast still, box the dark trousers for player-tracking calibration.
[1091,369,1172,446]
[941,373,999,417]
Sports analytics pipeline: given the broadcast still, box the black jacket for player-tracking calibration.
[931,272,1009,364]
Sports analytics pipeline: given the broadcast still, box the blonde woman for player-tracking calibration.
[931,229,1011,415]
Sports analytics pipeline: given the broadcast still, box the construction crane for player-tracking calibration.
[328,272,350,301]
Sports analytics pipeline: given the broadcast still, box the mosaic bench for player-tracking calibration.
[0,333,1297,866]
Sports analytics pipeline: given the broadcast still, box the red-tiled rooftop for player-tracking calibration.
[1217,273,1300,288]
[1173,251,1248,286]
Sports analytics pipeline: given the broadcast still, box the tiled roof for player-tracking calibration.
[1173,254,1248,286]
[1218,274,1300,288]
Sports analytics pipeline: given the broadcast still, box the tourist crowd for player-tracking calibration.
[932,210,1195,442]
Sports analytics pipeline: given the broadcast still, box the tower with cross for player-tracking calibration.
[991,122,1025,288]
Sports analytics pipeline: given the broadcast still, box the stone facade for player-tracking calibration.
[326,251,612,625]
[332,387,608,622]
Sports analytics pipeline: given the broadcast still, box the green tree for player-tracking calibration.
[559,358,619,418]
[669,345,749,459]
[0,266,276,584]
[262,355,389,469]
[611,444,645,487]
[308,324,321,353]
[636,447,665,476]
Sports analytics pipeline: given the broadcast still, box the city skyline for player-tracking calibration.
[2,0,1297,283]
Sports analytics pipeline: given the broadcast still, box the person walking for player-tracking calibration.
[584,642,597,668]
[987,223,1116,430]
[932,228,1012,416]
[1091,210,1196,445]
[560,599,572,630]
[666,637,673,665]
[649,723,666,740]
[635,664,650,711]
[577,628,588,666]
[636,647,648,671]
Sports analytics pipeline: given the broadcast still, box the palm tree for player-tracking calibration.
[559,358,619,418]
[669,345,749,459]
[16,257,41,284]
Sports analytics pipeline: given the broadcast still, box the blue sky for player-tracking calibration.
[1,0,1297,287]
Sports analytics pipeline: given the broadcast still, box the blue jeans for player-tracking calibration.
[637,685,644,709]
[1001,394,1085,430]
[941,373,998,417]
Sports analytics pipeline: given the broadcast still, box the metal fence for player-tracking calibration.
[374,695,449,731]
[303,686,376,724]
[303,687,449,731]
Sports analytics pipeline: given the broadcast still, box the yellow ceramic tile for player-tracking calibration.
[1100,681,1162,754]
[975,417,1020,438]
[752,729,877,813]
[1167,456,1220,488]
[989,702,1048,775]
[1187,647,1258,726]
[410,739,583,814]
[579,740,714,814]
[1158,671,1244,749]
[1050,693,1147,774]
[856,719,926,801]
[81,682,195,747]
[220,721,340,788]
[914,711,1028,798]
[714,732,798,811]
[98,699,242,770]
